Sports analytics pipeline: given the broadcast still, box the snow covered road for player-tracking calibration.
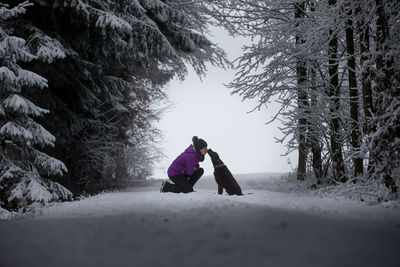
[1,173,400,267]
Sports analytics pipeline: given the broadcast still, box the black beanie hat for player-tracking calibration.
[192,136,207,153]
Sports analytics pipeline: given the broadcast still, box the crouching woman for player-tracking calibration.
[160,136,207,193]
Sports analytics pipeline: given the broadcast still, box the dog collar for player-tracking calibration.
[214,163,225,169]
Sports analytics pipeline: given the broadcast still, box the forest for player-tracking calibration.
[0,0,399,212]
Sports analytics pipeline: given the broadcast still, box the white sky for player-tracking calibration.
[151,27,297,179]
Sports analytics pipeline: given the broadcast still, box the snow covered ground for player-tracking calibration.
[1,173,400,267]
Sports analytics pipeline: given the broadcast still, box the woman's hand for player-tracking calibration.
[194,164,200,171]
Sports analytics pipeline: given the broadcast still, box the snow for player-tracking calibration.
[33,150,68,176]
[0,121,33,141]
[1,172,399,267]
[17,68,48,88]
[30,33,67,63]
[112,102,129,113]
[0,2,32,20]
[2,36,36,62]
[1,168,71,214]
[0,66,18,89]
[95,12,132,34]
[8,174,73,205]
[0,207,17,220]
[0,163,22,181]
[36,45,65,63]
[29,120,57,147]
[60,0,88,14]
[3,94,49,116]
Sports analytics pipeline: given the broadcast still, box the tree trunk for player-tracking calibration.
[328,0,346,182]
[307,2,323,184]
[295,2,308,181]
[375,0,391,105]
[356,6,373,127]
[310,65,323,183]
[373,0,397,192]
[345,3,363,177]
[356,3,375,173]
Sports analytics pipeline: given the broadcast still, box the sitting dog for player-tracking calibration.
[207,148,243,196]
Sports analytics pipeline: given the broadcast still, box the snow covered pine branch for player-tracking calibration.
[0,1,71,213]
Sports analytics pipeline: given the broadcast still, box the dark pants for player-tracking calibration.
[166,168,204,193]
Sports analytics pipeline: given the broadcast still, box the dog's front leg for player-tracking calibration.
[214,173,223,195]
[218,184,223,195]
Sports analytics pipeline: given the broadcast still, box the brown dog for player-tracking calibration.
[207,148,243,195]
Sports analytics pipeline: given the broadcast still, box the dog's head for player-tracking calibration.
[207,148,224,166]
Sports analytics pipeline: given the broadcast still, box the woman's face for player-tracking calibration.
[200,147,208,155]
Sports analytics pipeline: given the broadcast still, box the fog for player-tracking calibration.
[152,28,297,179]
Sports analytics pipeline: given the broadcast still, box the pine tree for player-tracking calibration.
[4,0,228,195]
[0,1,71,211]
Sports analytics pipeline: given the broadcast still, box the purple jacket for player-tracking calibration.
[167,145,202,176]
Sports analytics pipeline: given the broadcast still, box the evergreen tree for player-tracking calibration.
[1,0,227,197]
[0,1,71,211]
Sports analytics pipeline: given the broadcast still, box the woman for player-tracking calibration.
[160,136,208,193]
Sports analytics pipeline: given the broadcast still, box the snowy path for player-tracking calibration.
[1,173,400,267]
